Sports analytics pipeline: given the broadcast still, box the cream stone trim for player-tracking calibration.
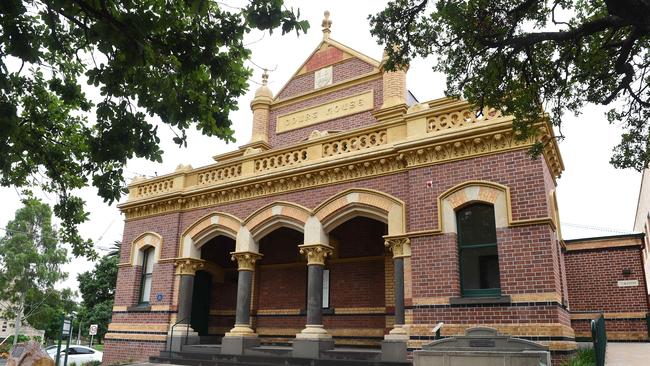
[129,231,163,266]
[104,333,167,341]
[244,201,311,240]
[178,211,243,258]
[108,323,169,332]
[231,251,263,271]
[174,257,205,276]
[510,292,562,303]
[565,237,643,251]
[438,181,511,234]
[409,323,575,338]
[571,312,648,320]
[314,188,406,235]
[256,309,302,315]
[112,306,128,312]
[298,244,334,265]
[274,37,380,100]
[120,116,562,220]
[384,237,411,258]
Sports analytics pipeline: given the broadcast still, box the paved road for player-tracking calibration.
[606,342,650,365]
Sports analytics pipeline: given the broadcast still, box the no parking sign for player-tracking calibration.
[89,324,98,336]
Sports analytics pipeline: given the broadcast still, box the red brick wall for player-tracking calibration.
[565,246,648,313]
[103,339,166,365]
[276,57,375,100]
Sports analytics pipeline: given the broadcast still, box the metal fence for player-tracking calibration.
[591,314,606,366]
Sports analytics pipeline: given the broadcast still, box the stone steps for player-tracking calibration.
[152,348,411,366]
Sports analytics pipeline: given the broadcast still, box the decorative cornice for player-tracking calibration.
[230,251,263,271]
[298,244,334,265]
[174,257,205,276]
[384,237,411,258]
[119,98,564,221]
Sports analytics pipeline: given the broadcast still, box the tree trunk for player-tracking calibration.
[12,292,25,347]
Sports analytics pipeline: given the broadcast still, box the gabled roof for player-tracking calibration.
[273,37,381,101]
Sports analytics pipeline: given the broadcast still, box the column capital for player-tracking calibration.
[230,251,263,271]
[298,244,334,266]
[174,257,205,276]
[384,237,411,258]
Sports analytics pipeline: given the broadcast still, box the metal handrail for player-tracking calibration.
[168,316,190,362]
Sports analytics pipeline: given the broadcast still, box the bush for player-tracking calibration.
[563,348,596,366]
[82,361,102,366]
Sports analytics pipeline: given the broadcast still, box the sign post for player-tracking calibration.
[89,324,98,348]
[59,317,71,366]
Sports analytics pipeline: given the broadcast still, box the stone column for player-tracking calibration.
[382,237,411,361]
[169,258,204,351]
[222,251,262,355]
[293,244,335,358]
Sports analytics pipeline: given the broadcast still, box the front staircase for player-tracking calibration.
[150,343,412,366]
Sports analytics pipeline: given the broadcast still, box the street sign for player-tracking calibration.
[62,319,71,336]
[89,324,98,336]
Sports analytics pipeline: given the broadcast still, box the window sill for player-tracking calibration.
[449,295,511,305]
[127,304,152,312]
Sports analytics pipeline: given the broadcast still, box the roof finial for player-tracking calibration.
[261,68,269,86]
[322,10,332,40]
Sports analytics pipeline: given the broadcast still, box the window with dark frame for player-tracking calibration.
[456,203,501,297]
[139,247,155,304]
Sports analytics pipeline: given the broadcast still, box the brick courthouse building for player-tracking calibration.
[103,13,649,365]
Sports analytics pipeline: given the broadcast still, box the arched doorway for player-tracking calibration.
[327,216,389,346]
[253,227,307,343]
[191,235,237,339]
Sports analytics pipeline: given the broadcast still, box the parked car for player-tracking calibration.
[46,345,102,364]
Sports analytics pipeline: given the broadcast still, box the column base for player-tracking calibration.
[221,335,260,355]
[381,339,408,362]
[166,325,199,353]
[384,324,409,341]
[224,324,258,338]
[292,338,335,359]
[295,324,332,340]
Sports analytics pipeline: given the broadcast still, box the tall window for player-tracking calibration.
[457,203,501,297]
[139,247,155,304]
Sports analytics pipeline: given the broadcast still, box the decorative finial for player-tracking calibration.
[322,10,332,40]
[261,69,268,86]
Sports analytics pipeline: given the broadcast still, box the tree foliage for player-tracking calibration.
[76,253,118,342]
[0,0,309,258]
[0,198,68,343]
[370,0,650,170]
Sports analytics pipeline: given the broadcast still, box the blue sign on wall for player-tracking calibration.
[156,293,164,302]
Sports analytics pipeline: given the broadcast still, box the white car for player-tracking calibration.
[46,345,103,364]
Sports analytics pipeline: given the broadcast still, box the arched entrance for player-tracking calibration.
[327,216,389,345]
[191,235,237,339]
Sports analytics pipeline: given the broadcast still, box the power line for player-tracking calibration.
[561,222,631,235]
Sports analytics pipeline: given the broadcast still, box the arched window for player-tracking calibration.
[139,247,155,304]
[457,203,501,297]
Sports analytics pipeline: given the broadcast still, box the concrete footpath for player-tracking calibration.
[606,342,650,365]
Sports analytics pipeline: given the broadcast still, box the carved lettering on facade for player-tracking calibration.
[276,90,374,133]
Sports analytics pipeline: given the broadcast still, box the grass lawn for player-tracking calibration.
[92,344,104,352]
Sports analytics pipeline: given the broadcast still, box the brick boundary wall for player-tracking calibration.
[564,234,650,342]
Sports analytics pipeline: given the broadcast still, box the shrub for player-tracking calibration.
[563,348,596,366]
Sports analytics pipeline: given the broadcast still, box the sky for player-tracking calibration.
[0,1,644,294]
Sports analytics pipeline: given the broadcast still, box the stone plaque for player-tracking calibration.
[314,66,333,89]
[276,90,374,133]
[617,279,639,287]
[469,339,495,347]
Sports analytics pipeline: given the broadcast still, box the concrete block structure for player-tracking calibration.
[103,12,649,366]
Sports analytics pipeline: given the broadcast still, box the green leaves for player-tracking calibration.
[0,199,68,322]
[0,0,309,258]
[370,0,650,170]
